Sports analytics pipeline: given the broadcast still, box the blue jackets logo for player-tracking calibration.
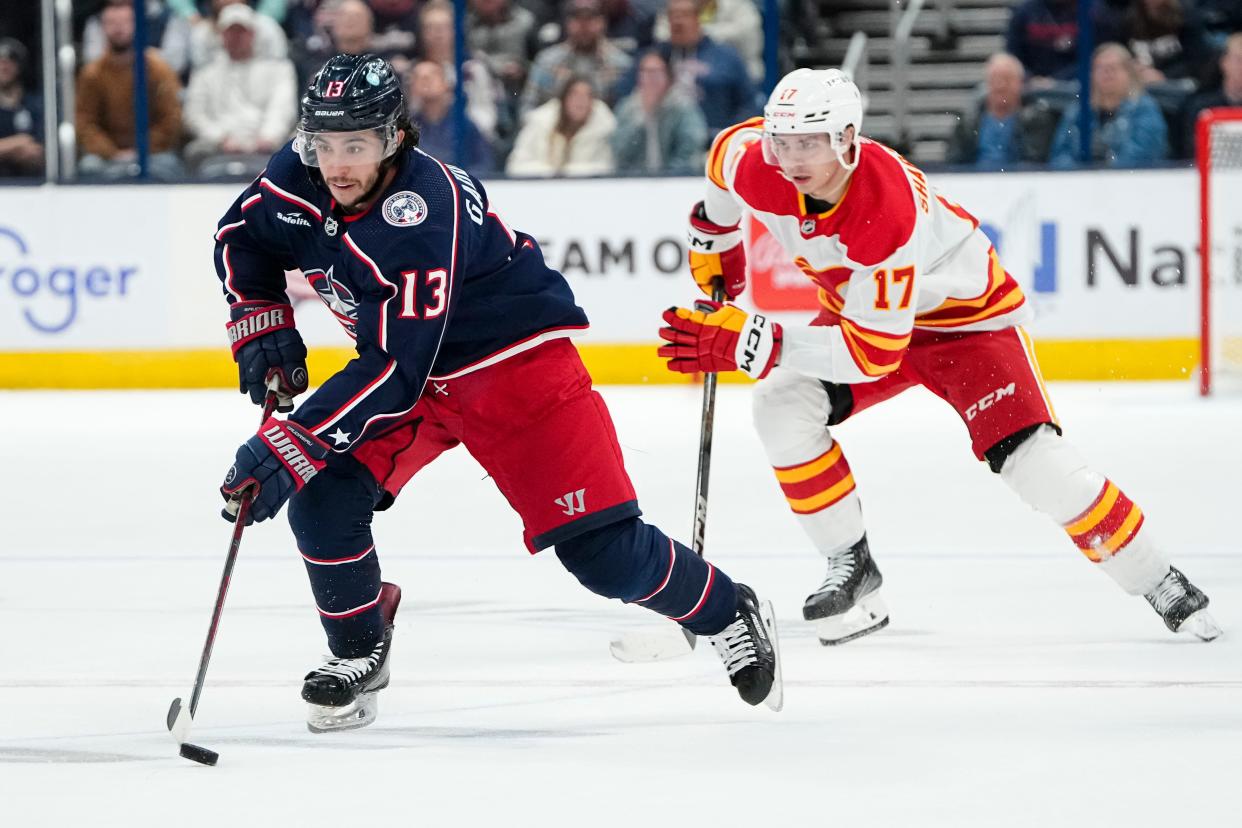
[305,266,358,337]
[382,191,428,227]
[0,226,139,334]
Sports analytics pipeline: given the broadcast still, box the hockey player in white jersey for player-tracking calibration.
[658,68,1221,645]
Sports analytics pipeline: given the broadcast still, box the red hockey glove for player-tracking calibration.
[659,301,782,379]
[687,201,747,299]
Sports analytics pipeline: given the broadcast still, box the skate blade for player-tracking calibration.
[1177,608,1223,642]
[816,592,889,646]
[759,598,784,712]
[306,693,379,733]
[609,627,696,662]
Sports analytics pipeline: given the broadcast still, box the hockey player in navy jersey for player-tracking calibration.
[213,54,782,731]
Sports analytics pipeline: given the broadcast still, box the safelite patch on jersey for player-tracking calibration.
[382,191,428,227]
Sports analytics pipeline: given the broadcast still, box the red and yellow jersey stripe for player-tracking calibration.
[839,318,911,378]
[706,117,764,191]
[1063,481,1145,562]
[915,247,1027,329]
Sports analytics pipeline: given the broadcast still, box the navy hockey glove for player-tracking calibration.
[220,417,329,525]
[227,301,309,412]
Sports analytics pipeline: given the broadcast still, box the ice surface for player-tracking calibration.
[1,382,1238,826]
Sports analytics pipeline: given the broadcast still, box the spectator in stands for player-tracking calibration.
[1007,0,1123,84]
[602,0,656,56]
[947,52,1059,167]
[183,3,297,178]
[418,0,501,141]
[190,0,289,71]
[1123,0,1219,86]
[1199,1,1242,47]
[369,0,420,65]
[522,0,634,113]
[653,0,763,83]
[408,59,496,174]
[1050,42,1169,167]
[611,48,706,173]
[165,0,287,23]
[294,0,383,87]
[467,0,538,101]
[1182,33,1242,156]
[0,37,43,177]
[506,75,616,176]
[631,0,760,136]
[83,1,193,78]
[76,1,185,180]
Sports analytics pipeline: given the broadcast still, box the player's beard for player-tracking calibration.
[327,166,383,212]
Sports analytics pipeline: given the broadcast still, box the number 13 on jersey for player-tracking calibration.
[873,265,915,311]
[399,269,448,319]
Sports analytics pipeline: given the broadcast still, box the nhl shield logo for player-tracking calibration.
[382,191,428,227]
[800,218,817,235]
[324,215,338,237]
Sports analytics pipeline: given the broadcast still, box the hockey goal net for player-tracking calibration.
[1198,107,1242,395]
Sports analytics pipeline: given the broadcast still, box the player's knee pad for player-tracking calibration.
[555,517,736,635]
[555,518,657,602]
[752,369,836,462]
[288,466,379,560]
[998,425,1106,524]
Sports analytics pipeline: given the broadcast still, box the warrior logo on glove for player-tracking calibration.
[658,301,782,379]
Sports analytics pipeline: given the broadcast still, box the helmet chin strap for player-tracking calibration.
[832,134,859,172]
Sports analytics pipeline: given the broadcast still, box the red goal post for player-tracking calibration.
[1197,107,1242,396]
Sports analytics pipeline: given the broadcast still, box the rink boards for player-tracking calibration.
[0,168,1205,387]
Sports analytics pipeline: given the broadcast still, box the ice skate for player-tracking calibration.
[1144,567,1221,641]
[710,583,783,711]
[303,582,402,732]
[803,535,889,646]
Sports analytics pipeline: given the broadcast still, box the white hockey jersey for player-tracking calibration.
[702,118,1033,383]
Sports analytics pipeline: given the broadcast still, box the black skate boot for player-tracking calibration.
[1144,567,1221,641]
[710,583,783,711]
[303,582,402,732]
[803,535,889,646]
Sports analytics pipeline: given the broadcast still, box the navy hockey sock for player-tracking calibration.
[555,517,737,636]
[288,467,385,657]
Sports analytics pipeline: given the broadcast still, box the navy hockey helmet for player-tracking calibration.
[296,54,410,167]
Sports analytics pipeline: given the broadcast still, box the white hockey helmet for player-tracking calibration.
[762,68,863,171]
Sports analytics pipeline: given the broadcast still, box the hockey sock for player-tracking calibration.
[772,442,866,554]
[289,467,386,657]
[1000,425,1169,594]
[555,517,738,636]
[752,370,867,555]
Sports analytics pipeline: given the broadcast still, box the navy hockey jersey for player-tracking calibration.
[213,144,589,453]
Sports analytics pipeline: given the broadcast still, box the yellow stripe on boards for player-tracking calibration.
[0,337,1203,389]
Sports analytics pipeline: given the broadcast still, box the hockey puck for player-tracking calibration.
[179,743,219,766]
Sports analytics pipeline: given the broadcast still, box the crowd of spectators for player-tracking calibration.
[0,0,767,181]
[957,0,1242,168]
[0,0,1240,180]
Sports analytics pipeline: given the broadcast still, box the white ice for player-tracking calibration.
[2,381,1239,827]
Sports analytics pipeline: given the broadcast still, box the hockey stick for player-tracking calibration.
[166,390,278,765]
[609,281,725,663]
